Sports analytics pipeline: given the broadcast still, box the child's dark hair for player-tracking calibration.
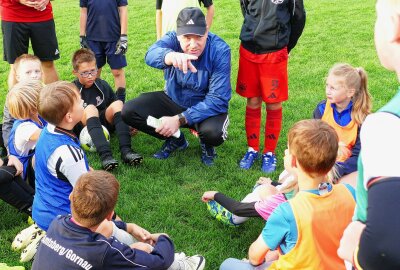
[70,171,120,228]
[72,48,96,71]
[328,63,372,125]
[38,81,80,125]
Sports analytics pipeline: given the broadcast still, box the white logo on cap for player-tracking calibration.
[186,19,195,25]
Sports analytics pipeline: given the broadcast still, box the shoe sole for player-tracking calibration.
[104,162,119,171]
[123,156,143,166]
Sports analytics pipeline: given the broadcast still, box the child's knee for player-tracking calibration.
[85,105,99,118]
[247,97,263,108]
[109,100,123,112]
[111,68,124,77]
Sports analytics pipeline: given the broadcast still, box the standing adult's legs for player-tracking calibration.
[41,61,59,84]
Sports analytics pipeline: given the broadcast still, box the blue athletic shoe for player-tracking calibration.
[153,134,189,159]
[239,149,259,169]
[200,143,216,166]
[261,152,277,173]
[207,200,237,227]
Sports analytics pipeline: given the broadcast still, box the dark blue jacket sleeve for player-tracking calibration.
[144,33,177,70]
[184,44,231,124]
[313,100,326,119]
[104,235,175,269]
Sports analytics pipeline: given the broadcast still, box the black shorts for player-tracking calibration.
[73,110,115,136]
[2,19,60,64]
[99,109,115,133]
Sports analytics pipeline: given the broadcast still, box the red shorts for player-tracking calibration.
[236,45,288,103]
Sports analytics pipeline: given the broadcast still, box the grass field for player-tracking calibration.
[0,0,397,269]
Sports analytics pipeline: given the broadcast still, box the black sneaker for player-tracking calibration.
[102,156,119,171]
[122,151,143,166]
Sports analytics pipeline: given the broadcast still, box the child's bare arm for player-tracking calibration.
[205,4,214,30]
[119,5,128,35]
[80,7,87,36]
[248,234,270,266]
[126,223,152,243]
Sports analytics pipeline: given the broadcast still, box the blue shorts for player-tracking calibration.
[87,40,127,70]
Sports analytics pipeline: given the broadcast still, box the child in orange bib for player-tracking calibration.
[220,120,356,270]
[314,63,371,184]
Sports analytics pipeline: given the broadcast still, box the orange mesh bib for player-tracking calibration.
[321,101,358,162]
[268,184,355,270]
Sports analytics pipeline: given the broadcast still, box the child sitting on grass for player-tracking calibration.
[202,172,298,226]
[2,54,43,152]
[32,81,89,233]
[16,82,145,263]
[32,170,206,270]
[314,63,371,184]
[72,48,142,171]
[7,80,46,188]
[220,119,356,270]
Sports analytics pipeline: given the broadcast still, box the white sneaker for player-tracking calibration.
[20,229,45,262]
[11,223,41,251]
[174,252,186,260]
[169,255,205,270]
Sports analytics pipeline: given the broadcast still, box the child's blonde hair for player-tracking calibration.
[7,80,43,119]
[13,54,41,74]
[328,63,372,125]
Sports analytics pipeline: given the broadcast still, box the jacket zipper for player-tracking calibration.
[253,0,266,42]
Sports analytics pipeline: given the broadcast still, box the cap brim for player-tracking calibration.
[177,26,206,37]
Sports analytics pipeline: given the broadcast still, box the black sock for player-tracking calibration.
[116,87,126,103]
[86,117,112,160]
[113,112,131,155]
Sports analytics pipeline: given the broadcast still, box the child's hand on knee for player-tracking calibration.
[256,177,272,186]
[128,223,151,243]
[201,191,217,202]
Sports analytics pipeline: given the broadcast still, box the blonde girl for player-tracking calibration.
[314,63,372,182]
[7,80,47,187]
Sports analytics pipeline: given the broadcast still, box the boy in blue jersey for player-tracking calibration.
[32,81,89,233]
[33,170,206,270]
[79,0,128,102]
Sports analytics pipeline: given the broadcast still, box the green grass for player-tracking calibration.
[0,0,397,269]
